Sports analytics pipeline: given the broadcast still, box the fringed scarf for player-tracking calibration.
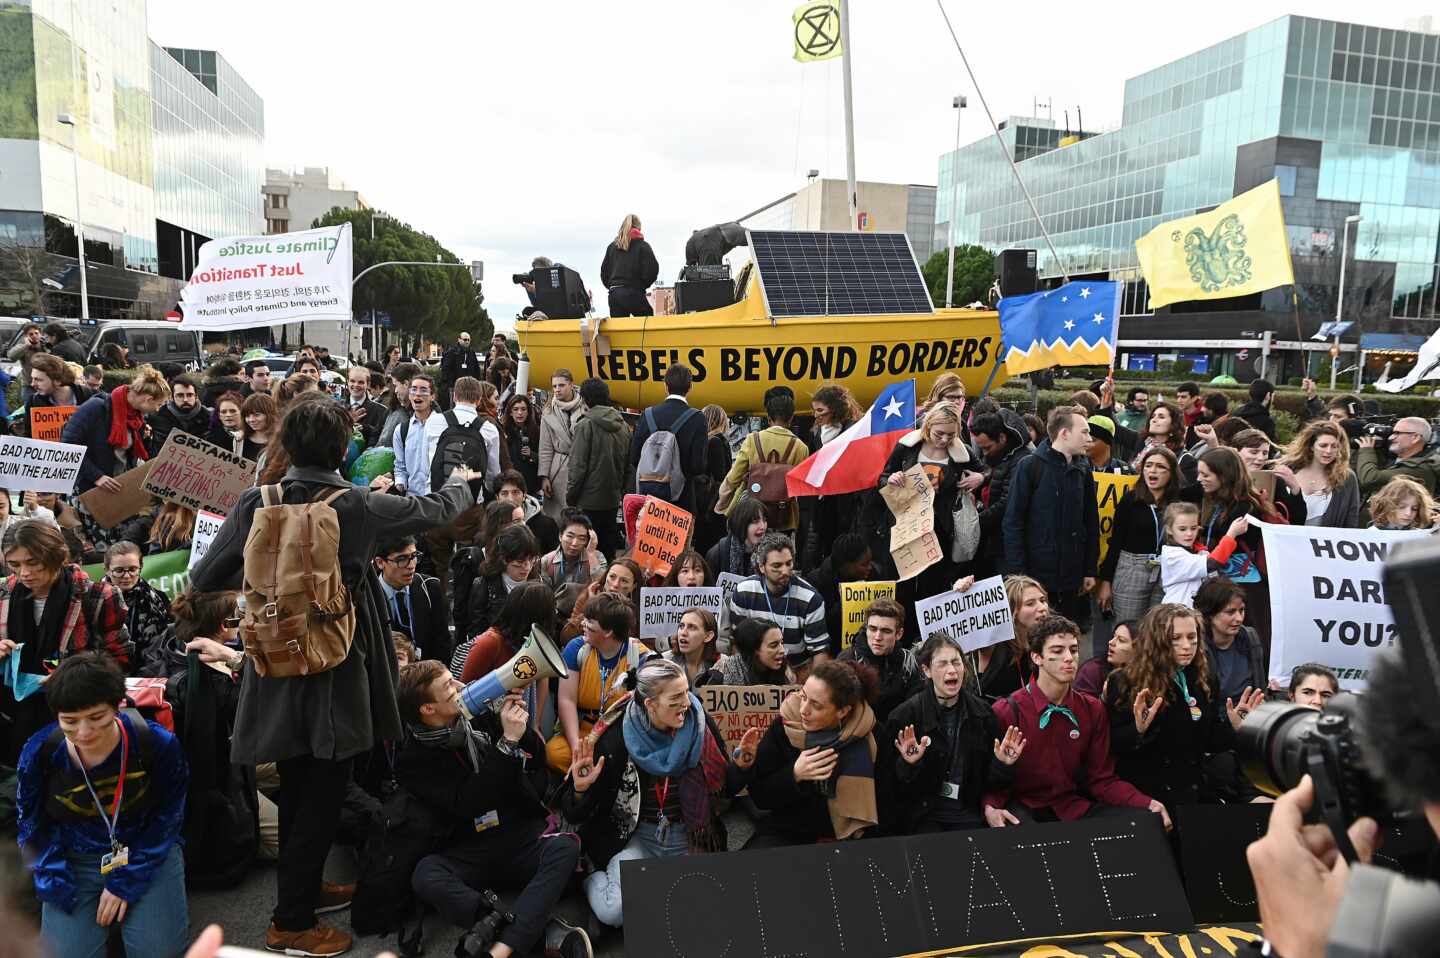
[780,693,878,840]
[107,386,149,461]
[622,693,727,853]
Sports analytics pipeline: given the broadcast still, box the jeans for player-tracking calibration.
[584,822,689,927]
[274,753,353,931]
[413,829,579,954]
[41,845,189,958]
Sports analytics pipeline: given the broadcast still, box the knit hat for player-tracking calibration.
[1087,415,1115,446]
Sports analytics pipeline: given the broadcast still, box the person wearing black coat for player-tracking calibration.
[969,409,1032,577]
[836,598,921,723]
[600,214,659,317]
[804,532,874,658]
[372,536,454,667]
[145,377,212,454]
[629,365,708,514]
[886,635,1017,833]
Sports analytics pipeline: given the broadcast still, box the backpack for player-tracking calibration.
[636,407,701,502]
[429,410,489,493]
[123,676,175,732]
[239,485,355,678]
[742,431,798,529]
[351,786,446,939]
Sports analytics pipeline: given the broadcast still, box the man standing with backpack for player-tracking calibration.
[189,400,481,957]
[567,378,631,561]
[715,387,808,534]
[630,364,708,514]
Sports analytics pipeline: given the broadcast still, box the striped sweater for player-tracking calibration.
[728,574,829,667]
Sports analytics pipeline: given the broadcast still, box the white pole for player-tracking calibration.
[65,0,87,321]
[945,96,966,308]
[839,0,858,231]
[1332,215,1360,391]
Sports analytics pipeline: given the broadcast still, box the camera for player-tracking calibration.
[1337,415,1397,442]
[511,273,531,285]
[454,888,513,958]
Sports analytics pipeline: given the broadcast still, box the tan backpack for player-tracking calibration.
[239,485,355,678]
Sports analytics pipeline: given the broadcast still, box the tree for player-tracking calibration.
[0,241,53,318]
[921,245,995,308]
[311,208,491,354]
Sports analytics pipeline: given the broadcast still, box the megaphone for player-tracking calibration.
[459,625,568,717]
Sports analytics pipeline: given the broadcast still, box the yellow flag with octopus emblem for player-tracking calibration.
[1135,179,1294,309]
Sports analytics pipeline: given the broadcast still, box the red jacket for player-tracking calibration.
[983,681,1152,820]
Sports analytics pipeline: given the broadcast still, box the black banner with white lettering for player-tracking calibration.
[621,813,1192,957]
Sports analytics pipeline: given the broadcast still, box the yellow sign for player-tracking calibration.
[840,580,897,642]
[1135,179,1295,309]
[793,2,842,62]
[1096,473,1140,568]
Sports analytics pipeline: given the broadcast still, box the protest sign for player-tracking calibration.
[1258,519,1427,690]
[81,548,190,602]
[639,586,723,642]
[880,464,941,580]
[840,580,897,641]
[631,497,693,578]
[622,813,1193,957]
[178,223,353,332]
[0,435,87,494]
[189,510,225,570]
[698,684,800,751]
[913,575,1013,652]
[77,460,155,527]
[29,405,75,442]
[141,431,255,517]
[1095,473,1139,568]
[716,571,746,642]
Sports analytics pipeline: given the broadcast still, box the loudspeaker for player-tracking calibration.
[997,248,1038,297]
[530,266,591,319]
[675,279,735,314]
[459,625,568,717]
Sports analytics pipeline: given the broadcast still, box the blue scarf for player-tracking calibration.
[623,692,706,778]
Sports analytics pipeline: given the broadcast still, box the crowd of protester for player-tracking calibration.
[0,335,1433,958]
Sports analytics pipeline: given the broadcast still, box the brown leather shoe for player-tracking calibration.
[265,921,353,956]
[315,881,356,914]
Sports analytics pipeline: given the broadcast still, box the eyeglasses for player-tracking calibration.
[384,553,419,566]
[107,567,141,576]
[1392,430,1422,438]
[222,615,241,628]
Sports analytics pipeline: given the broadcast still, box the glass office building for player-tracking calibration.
[936,16,1440,381]
[0,0,263,319]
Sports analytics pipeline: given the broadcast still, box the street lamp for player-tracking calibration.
[56,113,89,321]
[944,95,967,308]
[367,211,392,357]
[1331,213,1363,391]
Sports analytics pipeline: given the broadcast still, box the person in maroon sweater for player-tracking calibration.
[981,613,1171,829]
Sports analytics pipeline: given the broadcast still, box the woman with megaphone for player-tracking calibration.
[559,655,760,934]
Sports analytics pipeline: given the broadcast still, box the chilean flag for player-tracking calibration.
[787,380,916,498]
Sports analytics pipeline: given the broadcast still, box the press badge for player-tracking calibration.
[938,782,960,800]
[99,845,129,875]
[473,810,500,833]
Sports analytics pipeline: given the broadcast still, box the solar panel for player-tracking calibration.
[746,230,935,318]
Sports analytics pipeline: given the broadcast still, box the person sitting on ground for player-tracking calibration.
[395,662,592,958]
[981,613,1170,828]
[1073,619,1137,699]
[560,657,755,933]
[561,557,642,645]
[665,607,720,686]
[710,617,792,687]
[16,652,189,958]
[887,635,1024,833]
[727,532,829,682]
[1288,662,1339,709]
[703,497,767,580]
[837,598,921,723]
[372,534,450,666]
[1367,475,1438,530]
[1193,578,1265,704]
[393,634,416,670]
[538,510,607,619]
[660,549,711,588]
[102,541,171,673]
[965,574,1047,698]
[1159,502,1247,607]
[547,591,652,775]
[743,659,882,847]
[495,469,559,556]
[146,502,195,555]
[459,580,559,735]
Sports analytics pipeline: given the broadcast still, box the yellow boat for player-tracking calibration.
[516,267,1007,411]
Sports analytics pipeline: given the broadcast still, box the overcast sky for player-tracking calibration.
[146,0,1429,330]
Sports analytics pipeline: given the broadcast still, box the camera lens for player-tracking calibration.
[1236,700,1322,798]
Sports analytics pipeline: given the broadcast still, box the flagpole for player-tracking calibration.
[978,355,1006,398]
[840,0,858,231]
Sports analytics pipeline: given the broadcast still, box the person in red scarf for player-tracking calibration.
[599,213,659,317]
[60,365,170,495]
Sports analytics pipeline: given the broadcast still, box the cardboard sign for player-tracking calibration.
[913,575,1013,652]
[29,405,76,442]
[880,464,941,581]
[840,580,897,643]
[1095,473,1139,568]
[621,813,1193,956]
[1258,519,1427,690]
[141,431,255,517]
[631,497,694,578]
[81,548,190,602]
[639,586,723,641]
[188,509,225,570]
[0,435,88,495]
[77,460,156,527]
[698,684,799,750]
[716,571,746,646]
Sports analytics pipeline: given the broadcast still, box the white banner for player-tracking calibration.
[178,223,353,332]
[188,510,225,571]
[716,571,746,643]
[913,574,1014,653]
[0,436,87,494]
[1258,519,1428,691]
[639,586,723,641]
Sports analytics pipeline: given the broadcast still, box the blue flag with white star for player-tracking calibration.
[998,281,1122,376]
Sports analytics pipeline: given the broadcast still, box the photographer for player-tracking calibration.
[1355,417,1439,497]
[515,256,590,319]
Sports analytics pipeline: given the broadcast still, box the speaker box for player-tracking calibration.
[997,248,1038,297]
[530,266,590,319]
[675,279,735,314]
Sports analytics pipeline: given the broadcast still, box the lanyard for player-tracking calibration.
[653,776,671,812]
[597,646,624,710]
[73,718,129,850]
[763,584,789,620]
[1149,505,1163,554]
[1206,506,1225,548]
[1173,669,1201,720]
